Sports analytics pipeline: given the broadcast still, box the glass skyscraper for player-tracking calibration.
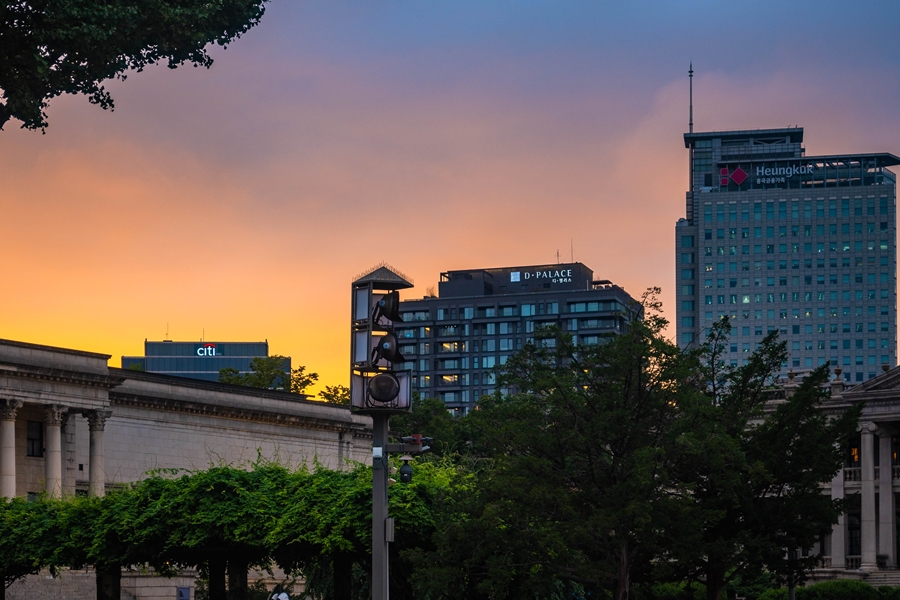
[676,127,899,381]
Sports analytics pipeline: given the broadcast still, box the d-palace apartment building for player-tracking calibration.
[395,263,641,414]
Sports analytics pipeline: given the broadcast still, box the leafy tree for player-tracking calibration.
[671,319,861,600]
[318,384,350,405]
[0,496,66,599]
[389,394,467,456]
[0,0,268,130]
[420,290,694,600]
[288,364,320,394]
[269,466,372,600]
[219,356,318,394]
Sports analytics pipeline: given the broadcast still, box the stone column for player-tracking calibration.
[0,399,23,498]
[879,429,897,568]
[86,410,112,497]
[860,422,878,570]
[44,405,67,498]
[830,466,846,569]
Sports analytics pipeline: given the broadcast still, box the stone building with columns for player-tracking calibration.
[0,337,370,599]
[815,366,900,586]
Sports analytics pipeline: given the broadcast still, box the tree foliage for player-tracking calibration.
[219,356,319,395]
[416,289,693,600]
[0,0,268,130]
[406,295,860,600]
[0,460,454,600]
[319,384,350,405]
[670,319,861,600]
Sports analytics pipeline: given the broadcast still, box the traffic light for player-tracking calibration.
[350,265,414,413]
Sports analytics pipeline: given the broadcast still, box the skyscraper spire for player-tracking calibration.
[689,62,694,134]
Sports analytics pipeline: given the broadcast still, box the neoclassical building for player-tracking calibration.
[816,366,900,586]
[0,337,371,599]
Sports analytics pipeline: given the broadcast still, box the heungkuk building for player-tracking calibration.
[675,127,900,381]
[396,263,641,414]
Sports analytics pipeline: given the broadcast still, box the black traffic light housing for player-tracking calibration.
[350,264,414,414]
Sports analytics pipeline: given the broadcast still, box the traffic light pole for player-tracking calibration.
[372,412,390,600]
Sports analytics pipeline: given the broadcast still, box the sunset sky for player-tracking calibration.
[2,1,900,394]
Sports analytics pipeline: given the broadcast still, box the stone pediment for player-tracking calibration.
[842,365,900,402]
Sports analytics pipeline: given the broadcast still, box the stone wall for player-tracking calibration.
[7,568,197,600]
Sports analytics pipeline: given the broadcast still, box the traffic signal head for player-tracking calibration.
[372,332,405,366]
[368,372,400,403]
[372,291,403,329]
[350,370,412,413]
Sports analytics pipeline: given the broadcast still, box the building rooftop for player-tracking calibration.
[685,127,805,148]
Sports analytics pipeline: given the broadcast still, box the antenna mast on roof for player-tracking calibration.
[689,61,694,134]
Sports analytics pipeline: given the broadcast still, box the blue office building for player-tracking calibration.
[676,126,899,380]
[122,341,288,382]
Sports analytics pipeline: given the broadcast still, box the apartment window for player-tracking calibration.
[521,304,536,317]
[26,421,43,457]
[499,322,518,335]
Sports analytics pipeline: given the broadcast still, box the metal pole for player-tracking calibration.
[372,413,390,600]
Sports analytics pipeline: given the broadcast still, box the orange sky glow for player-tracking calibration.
[2,2,899,395]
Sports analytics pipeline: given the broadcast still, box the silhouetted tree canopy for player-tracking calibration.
[0,0,268,130]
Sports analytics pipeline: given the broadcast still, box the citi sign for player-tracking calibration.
[197,343,217,356]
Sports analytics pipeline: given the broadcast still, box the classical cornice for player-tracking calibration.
[0,338,111,360]
[0,361,125,390]
[109,391,371,437]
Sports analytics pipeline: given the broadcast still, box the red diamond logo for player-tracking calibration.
[730,167,748,185]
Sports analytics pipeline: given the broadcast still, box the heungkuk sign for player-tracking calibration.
[724,162,818,187]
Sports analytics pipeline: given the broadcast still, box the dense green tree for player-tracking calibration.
[219,356,319,394]
[671,320,861,600]
[389,395,467,456]
[0,496,66,600]
[0,0,268,130]
[416,290,694,600]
